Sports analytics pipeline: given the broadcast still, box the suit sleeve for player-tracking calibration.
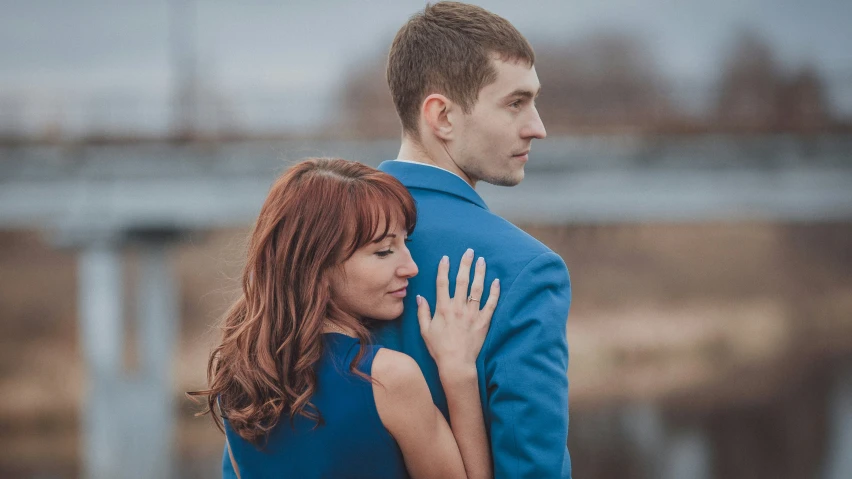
[483,251,571,478]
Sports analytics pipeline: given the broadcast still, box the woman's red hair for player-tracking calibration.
[189,158,416,444]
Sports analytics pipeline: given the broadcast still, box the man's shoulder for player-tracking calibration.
[486,213,554,257]
[413,205,565,287]
[423,201,553,255]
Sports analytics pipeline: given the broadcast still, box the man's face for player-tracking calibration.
[453,58,547,186]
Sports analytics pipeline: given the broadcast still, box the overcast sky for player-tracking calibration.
[1,0,851,134]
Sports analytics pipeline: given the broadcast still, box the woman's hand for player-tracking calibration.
[417,248,500,375]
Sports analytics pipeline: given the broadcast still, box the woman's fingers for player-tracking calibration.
[481,279,500,321]
[453,248,474,301]
[467,256,486,312]
[416,295,432,337]
[435,255,451,307]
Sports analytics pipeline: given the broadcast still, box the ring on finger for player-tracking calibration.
[468,296,480,303]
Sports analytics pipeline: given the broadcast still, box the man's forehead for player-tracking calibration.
[484,59,541,96]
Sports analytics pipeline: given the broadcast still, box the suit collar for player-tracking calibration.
[378,160,489,211]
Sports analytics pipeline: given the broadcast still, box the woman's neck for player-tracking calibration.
[321,320,357,337]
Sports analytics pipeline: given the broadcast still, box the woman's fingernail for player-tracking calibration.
[494,278,500,286]
[464,248,473,258]
[441,255,449,265]
[477,257,485,267]
[416,295,422,305]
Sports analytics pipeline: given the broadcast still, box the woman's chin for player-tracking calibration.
[371,304,405,321]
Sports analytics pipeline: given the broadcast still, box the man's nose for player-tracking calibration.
[524,106,547,140]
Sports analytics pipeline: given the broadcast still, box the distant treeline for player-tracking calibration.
[2,29,850,145]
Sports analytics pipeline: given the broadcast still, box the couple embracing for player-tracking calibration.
[191,3,572,478]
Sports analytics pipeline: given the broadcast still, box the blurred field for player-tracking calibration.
[1,222,850,478]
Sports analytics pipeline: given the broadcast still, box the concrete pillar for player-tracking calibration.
[823,364,852,479]
[127,242,179,479]
[76,233,181,479]
[621,402,712,479]
[78,242,124,479]
[621,401,667,475]
[661,426,711,479]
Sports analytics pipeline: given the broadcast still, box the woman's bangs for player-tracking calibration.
[333,172,417,262]
[350,185,416,254]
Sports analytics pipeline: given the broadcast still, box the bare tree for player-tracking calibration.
[776,65,832,132]
[715,30,781,131]
[715,29,833,132]
[336,56,400,139]
[534,32,677,133]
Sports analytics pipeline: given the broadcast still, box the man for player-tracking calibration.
[374,2,572,478]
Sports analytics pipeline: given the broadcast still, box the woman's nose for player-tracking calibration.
[399,253,418,278]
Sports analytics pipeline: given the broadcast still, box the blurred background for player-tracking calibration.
[1,0,851,478]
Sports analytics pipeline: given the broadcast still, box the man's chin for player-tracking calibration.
[486,169,524,187]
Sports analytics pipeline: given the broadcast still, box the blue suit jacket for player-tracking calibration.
[374,160,572,478]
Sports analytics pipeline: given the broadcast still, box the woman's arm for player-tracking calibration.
[373,349,468,478]
[373,249,499,479]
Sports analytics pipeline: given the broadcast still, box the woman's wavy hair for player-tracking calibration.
[189,158,417,445]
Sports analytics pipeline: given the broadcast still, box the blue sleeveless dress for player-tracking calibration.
[222,333,409,478]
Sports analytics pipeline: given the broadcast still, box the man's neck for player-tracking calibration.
[398,138,476,188]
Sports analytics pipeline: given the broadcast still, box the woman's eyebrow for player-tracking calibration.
[371,233,397,243]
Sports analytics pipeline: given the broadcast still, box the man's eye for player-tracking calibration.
[510,100,522,108]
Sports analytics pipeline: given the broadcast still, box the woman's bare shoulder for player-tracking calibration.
[372,348,437,442]
[372,348,425,393]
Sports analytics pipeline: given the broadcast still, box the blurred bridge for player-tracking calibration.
[2,134,852,479]
[2,135,852,232]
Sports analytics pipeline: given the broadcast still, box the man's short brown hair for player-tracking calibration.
[387,2,535,138]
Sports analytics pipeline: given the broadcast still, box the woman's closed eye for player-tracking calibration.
[376,237,411,258]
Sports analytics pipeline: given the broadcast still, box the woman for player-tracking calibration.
[190,158,499,478]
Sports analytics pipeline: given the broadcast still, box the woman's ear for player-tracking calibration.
[325,265,342,295]
[422,93,454,141]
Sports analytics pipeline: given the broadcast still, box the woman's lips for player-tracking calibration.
[389,287,407,298]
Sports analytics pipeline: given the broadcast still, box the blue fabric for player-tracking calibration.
[221,333,408,479]
[374,160,572,479]
[222,447,238,479]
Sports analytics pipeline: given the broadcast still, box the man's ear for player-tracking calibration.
[422,93,455,141]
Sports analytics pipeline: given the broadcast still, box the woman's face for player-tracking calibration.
[329,223,419,321]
